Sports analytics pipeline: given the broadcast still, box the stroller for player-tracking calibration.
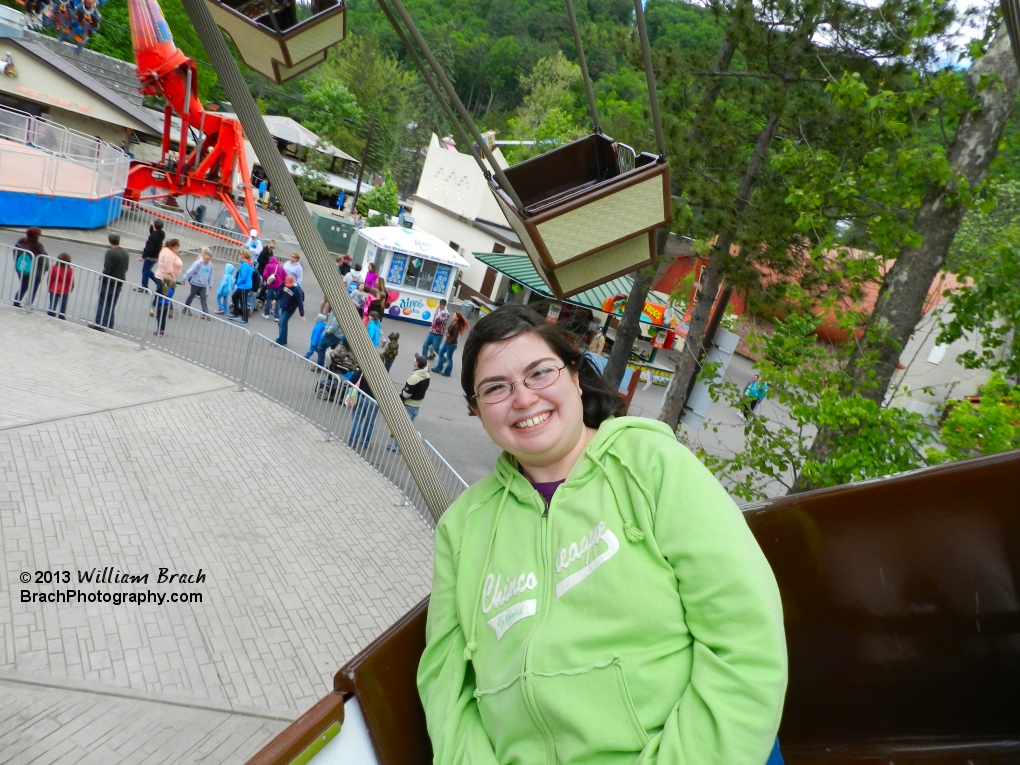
[315,341,360,402]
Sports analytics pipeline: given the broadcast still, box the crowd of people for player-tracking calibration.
[10,225,485,457]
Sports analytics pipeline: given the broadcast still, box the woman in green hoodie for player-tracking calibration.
[417,304,787,765]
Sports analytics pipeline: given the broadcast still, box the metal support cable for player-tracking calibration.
[563,0,601,134]
[382,0,527,213]
[179,0,451,522]
[375,0,489,178]
[632,0,667,158]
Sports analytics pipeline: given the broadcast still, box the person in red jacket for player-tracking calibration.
[46,253,75,320]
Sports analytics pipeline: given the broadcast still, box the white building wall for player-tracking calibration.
[887,305,995,417]
[412,134,525,299]
[411,204,518,296]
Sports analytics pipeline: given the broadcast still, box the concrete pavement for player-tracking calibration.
[0,307,435,763]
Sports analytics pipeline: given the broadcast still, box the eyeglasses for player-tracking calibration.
[473,365,565,404]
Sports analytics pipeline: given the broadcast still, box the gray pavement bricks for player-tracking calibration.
[0,308,435,762]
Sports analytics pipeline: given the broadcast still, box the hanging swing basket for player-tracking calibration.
[489,133,670,299]
[203,0,346,84]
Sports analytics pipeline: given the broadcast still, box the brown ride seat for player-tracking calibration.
[247,450,1020,765]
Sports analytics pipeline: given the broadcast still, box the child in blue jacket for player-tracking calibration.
[305,313,328,359]
[216,263,235,315]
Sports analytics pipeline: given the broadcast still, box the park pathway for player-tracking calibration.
[0,307,435,763]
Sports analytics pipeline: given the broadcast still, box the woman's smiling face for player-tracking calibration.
[472,332,587,477]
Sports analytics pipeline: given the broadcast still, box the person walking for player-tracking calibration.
[137,219,164,292]
[92,233,130,330]
[46,253,74,319]
[305,313,328,359]
[283,252,304,286]
[387,353,430,451]
[245,228,263,261]
[12,226,47,307]
[422,299,449,360]
[274,275,305,345]
[588,326,606,355]
[366,310,383,349]
[215,263,235,315]
[363,261,379,291]
[153,238,182,319]
[182,248,215,317]
[153,276,175,336]
[381,331,400,371]
[346,369,377,450]
[314,311,345,366]
[230,251,254,325]
[254,239,275,310]
[433,311,468,377]
[347,262,363,292]
[739,374,769,420]
[261,255,286,318]
[367,279,392,318]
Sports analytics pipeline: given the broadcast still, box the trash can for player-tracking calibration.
[193,205,207,223]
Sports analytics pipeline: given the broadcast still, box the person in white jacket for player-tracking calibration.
[283,252,304,286]
[181,248,215,317]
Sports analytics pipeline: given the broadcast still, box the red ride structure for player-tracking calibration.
[124,0,260,235]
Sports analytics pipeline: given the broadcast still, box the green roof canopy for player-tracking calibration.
[473,252,668,324]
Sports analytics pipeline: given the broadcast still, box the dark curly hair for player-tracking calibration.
[460,304,624,428]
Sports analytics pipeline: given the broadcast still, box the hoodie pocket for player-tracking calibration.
[475,658,649,763]
[532,657,649,762]
[475,675,537,764]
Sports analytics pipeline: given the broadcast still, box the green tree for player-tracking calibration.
[799,24,1020,490]
[929,374,1020,463]
[291,143,336,202]
[698,314,932,501]
[358,172,399,226]
[316,33,414,174]
[295,78,363,146]
[505,51,585,161]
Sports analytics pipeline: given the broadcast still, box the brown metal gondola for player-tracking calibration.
[201,0,346,83]
[377,0,671,300]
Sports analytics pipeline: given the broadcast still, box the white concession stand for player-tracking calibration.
[357,226,471,325]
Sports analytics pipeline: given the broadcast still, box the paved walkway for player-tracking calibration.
[0,307,436,763]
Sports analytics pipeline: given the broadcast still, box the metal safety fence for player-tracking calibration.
[111,199,247,265]
[241,334,466,526]
[1,243,466,524]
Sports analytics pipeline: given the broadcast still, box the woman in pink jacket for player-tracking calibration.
[152,239,182,316]
[261,255,287,319]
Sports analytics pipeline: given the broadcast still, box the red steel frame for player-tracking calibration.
[123,0,260,235]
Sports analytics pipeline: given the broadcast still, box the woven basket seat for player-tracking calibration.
[203,0,346,83]
[489,134,670,299]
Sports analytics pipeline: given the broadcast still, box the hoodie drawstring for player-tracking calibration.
[591,457,645,543]
[464,482,512,662]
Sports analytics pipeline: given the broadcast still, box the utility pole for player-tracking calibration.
[179,0,451,521]
[351,112,376,214]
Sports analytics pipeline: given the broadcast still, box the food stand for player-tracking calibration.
[356,226,471,325]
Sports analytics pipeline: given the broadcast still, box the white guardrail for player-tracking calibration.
[0,103,130,198]
[1,244,467,525]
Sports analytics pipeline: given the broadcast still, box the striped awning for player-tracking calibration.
[473,252,670,324]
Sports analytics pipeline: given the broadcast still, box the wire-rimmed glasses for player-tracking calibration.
[473,365,566,404]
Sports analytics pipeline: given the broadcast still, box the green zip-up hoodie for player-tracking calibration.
[418,417,787,765]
